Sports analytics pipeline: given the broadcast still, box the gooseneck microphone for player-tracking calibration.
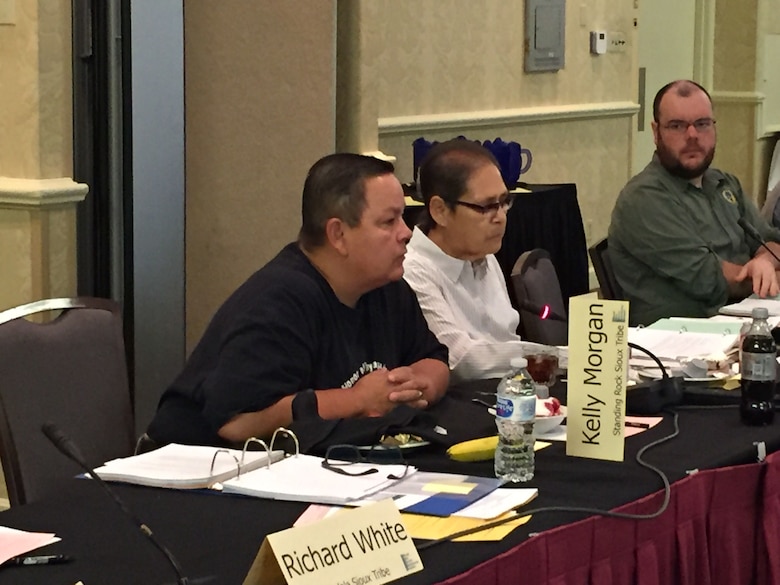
[517,299,567,322]
[41,423,190,585]
[737,217,780,266]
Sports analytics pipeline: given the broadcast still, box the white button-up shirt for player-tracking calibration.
[403,227,543,382]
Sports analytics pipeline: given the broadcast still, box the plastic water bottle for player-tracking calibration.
[495,357,536,482]
[740,307,776,426]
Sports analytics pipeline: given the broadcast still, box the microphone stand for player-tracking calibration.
[737,217,780,266]
[41,423,197,585]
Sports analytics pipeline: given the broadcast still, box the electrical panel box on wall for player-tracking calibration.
[524,0,566,72]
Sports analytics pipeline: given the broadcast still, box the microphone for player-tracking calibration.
[737,217,780,266]
[41,423,192,585]
[517,299,567,322]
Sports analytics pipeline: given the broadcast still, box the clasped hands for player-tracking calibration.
[353,366,430,417]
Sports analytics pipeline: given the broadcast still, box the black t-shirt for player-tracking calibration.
[147,243,449,446]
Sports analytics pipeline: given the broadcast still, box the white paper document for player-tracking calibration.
[719,295,780,317]
[221,454,414,505]
[628,327,738,360]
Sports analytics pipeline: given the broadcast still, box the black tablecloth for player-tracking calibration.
[495,183,589,304]
[1,381,778,585]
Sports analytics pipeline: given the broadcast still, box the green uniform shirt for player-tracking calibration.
[608,156,780,326]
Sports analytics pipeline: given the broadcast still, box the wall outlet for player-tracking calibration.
[608,31,628,53]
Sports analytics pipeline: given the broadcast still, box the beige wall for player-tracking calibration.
[711,0,780,199]
[184,1,336,349]
[0,0,82,310]
[338,0,638,247]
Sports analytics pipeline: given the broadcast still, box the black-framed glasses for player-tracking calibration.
[322,444,409,480]
[660,118,716,134]
[453,195,514,216]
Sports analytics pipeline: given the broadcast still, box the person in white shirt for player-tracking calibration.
[403,139,542,382]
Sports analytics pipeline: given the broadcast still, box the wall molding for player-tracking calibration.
[0,177,88,209]
[710,92,778,140]
[710,91,764,104]
[378,101,640,135]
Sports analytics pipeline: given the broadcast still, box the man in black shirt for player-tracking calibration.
[147,154,450,446]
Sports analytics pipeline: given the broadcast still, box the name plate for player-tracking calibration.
[243,499,423,585]
[566,295,630,462]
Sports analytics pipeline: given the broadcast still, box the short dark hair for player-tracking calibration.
[652,79,712,122]
[416,139,500,232]
[298,153,395,250]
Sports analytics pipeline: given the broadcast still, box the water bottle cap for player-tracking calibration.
[751,307,769,319]
[510,357,528,369]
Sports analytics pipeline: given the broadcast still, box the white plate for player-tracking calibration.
[535,405,566,435]
[358,440,431,451]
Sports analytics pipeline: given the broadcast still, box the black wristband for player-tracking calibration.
[291,389,318,421]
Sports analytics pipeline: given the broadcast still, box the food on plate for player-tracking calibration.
[536,397,562,417]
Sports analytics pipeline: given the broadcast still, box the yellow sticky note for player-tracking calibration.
[422,481,476,495]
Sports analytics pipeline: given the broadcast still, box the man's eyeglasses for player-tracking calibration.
[660,118,716,134]
[322,444,409,480]
[453,195,514,216]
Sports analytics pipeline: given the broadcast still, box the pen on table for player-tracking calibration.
[625,421,650,429]
[4,554,72,566]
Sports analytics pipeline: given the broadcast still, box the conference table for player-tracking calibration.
[1,380,779,585]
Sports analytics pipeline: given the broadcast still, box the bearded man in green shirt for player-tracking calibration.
[609,79,780,325]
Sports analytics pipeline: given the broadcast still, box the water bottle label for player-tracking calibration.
[496,395,535,422]
[742,353,776,381]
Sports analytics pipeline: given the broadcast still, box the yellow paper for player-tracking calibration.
[422,481,477,495]
[534,440,551,451]
[401,511,530,542]
[566,295,630,462]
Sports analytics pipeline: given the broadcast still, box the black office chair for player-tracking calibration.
[510,249,568,346]
[0,297,135,506]
[589,237,624,300]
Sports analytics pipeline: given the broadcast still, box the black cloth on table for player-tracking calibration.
[495,183,590,308]
[1,380,778,585]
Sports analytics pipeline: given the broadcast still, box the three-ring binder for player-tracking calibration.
[209,428,300,484]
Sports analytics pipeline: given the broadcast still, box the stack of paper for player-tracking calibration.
[719,295,780,317]
[94,443,285,489]
[628,320,739,361]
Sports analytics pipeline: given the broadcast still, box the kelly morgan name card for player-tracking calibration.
[243,499,423,585]
[566,295,630,462]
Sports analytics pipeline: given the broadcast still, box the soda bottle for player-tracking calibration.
[740,307,776,425]
[495,357,536,482]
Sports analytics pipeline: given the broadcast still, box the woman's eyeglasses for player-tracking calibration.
[322,444,409,480]
[453,195,514,216]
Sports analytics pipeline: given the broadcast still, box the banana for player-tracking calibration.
[446,435,499,462]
